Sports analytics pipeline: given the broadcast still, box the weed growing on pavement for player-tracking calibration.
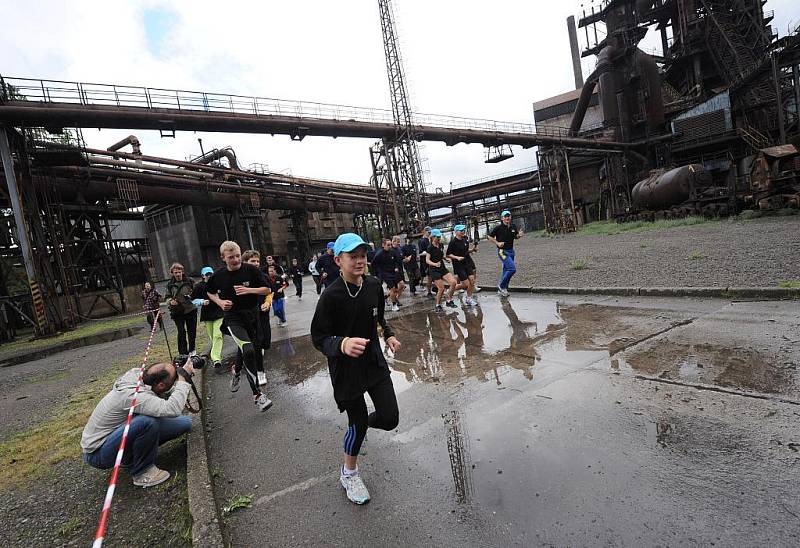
[223,494,253,515]
[57,516,82,537]
[0,337,171,491]
[576,216,713,236]
[778,280,800,289]
[569,259,588,270]
[688,250,706,260]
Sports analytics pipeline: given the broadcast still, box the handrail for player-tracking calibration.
[0,75,593,141]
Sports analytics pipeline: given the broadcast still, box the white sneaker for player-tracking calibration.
[498,288,509,297]
[279,321,288,328]
[391,303,400,312]
[189,350,197,357]
[132,465,170,488]
[466,297,478,306]
[257,371,267,386]
[255,393,273,412]
[474,286,482,293]
[340,469,370,504]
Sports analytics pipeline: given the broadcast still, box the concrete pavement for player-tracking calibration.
[204,286,800,546]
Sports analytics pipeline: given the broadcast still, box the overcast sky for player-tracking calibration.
[2,0,797,189]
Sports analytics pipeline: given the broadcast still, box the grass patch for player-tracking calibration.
[575,216,713,236]
[688,250,706,260]
[0,337,172,492]
[223,494,253,516]
[569,259,589,270]
[0,314,145,358]
[778,280,800,289]
[57,516,82,538]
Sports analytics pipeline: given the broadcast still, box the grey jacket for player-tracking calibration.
[80,368,191,453]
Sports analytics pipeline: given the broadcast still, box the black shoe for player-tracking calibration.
[426,292,435,300]
[445,300,458,308]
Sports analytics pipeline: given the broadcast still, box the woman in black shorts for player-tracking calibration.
[425,229,460,311]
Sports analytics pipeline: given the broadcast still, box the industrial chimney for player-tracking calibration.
[567,15,584,89]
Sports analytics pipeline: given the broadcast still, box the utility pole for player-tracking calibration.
[377,0,429,234]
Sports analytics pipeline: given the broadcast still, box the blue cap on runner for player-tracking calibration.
[201,266,214,276]
[326,241,336,249]
[453,224,466,232]
[333,233,369,256]
[430,229,443,238]
[501,210,511,217]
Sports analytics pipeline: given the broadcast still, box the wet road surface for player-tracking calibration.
[204,290,800,546]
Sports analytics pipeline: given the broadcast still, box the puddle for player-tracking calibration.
[622,341,793,395]
[385,300,688,386]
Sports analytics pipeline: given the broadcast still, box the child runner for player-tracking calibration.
[266,264,289,327]
[310,233,401,505]
[371,239,401,311]
[241,250,270,386]
[426,229,460,311]
[206,241,273,412]
[488,210,523,297]
[418,226,434,298]
[446,224,478,306]
[192,267,225,370]
[290,258,304,300]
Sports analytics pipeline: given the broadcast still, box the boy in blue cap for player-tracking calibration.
[488,210,523,297]
[311,233,402,505]
[316,242,340,289]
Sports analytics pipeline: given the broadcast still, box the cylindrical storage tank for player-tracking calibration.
[633,49,665,131]
[631,164,708,210]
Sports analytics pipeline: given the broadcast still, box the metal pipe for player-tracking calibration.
[773,54,786,144]
[192,147,239,170]
[87,155,215,179]
[107,134,141,155]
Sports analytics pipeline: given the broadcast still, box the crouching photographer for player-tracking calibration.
[80,356,202,488]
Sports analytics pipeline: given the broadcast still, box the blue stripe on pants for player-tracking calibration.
[497,248,517,289]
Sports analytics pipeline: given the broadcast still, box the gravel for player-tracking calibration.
[472,216,800,288]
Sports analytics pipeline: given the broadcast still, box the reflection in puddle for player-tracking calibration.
[386,300,686,386]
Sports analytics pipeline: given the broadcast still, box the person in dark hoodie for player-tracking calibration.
[192,266,225,370]
[311,233,401,505]
[166,262,197,356]
[289,258,304,300]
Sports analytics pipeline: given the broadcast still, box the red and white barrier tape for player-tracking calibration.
[75,307,163,323]
[92,309,162,548]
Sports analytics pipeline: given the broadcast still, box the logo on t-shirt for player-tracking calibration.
[373,307,378,318]
[242,282,250,287]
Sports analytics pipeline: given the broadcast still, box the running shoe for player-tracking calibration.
[279,321,288,328]
[189,350,197,357]
[435,304,444,312]
[426,292,435,300]
[257,371,267,385]
[340,469,371,505]
[396,302,403,308]
[230,373,240,392]
[445,300,458,309]
[497,288,509,297]
[474,286,482,293]
[391,303,400,312]
[132,465,170,488]
[466,297,478,306]
[213,360,224,373]
[255,393,273,412]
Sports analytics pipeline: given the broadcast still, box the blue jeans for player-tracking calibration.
[272,298,286,323]
[497,248,517,289]
[83,414,192,476]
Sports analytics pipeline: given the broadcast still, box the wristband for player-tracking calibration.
[340,337,349,355]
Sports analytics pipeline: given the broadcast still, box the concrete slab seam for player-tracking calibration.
[186,367,226,548]
[635,374,800,406]
[477,286,800,300]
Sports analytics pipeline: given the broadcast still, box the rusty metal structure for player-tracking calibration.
[532,0,800,230]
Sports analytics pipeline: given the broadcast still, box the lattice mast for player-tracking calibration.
[378,0,429,233]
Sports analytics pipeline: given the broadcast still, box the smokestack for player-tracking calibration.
[567,16,584,89]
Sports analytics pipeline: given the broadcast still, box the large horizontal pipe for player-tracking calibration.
[87,155,215,179]
[0,102,630,150]
[43,165,377,212]
[63,144,377,195]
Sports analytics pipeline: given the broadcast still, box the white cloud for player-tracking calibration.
[2,0,798,186]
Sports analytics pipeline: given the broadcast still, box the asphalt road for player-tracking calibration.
[205,288,800,547]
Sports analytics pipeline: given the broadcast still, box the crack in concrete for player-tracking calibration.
[633,375,800,406]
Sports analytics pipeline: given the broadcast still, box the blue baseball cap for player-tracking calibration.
[201,266,214,276]
[333,233,369,256]
[453,224,466,232]
[430,229,443,238]
[423,226,432,232]
[326,241,335,249]
[501,210,511,217]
